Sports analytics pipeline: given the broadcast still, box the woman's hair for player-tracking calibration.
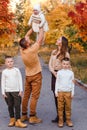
[56,36,68,60]
[19,38,27,49]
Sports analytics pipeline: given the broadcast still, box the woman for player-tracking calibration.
[49,36,70,123]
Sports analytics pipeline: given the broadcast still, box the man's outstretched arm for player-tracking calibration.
[37,28,44,45]
[25,28,33,38]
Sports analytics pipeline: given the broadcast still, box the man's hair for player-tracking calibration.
[19,38,27,49]
[62,57,70,62]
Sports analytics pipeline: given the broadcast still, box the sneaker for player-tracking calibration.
[29,116,42,124]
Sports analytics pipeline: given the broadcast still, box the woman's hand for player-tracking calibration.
[53,71,57,78]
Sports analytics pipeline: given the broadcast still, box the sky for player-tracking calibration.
[10,0,47,12]
[10,0,20,12]
[30,0,47,5]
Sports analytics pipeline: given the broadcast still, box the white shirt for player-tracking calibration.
[1,67,23,95]
[28,11,49,32]
[55,69,74,96]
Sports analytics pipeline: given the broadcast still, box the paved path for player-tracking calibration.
[0,54,87,130]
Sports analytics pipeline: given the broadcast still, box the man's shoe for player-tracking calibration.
[51,117,58,123]
[21,115,28,122]
[29,116,42,124]
[66,120,73,127]
[8,118,15,127]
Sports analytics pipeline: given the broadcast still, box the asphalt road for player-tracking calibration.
[0,54,87,130]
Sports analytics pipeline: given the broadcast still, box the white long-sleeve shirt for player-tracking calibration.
[28,11,49,33]
[55,69,74,96]
[1,67,23,95]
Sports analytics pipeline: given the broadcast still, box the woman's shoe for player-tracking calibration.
[51,116,58,123]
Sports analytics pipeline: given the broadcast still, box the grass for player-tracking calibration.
[39,45,87,84]
[71,53,87,84]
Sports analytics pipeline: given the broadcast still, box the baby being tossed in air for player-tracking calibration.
[28,3,49,45]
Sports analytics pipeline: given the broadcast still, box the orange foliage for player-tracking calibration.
[0,0,16,46]
[68,1,87,42]
[45,4,73,44]
[72,42,85,52]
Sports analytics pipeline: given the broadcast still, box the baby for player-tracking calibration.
[28,3,49,45]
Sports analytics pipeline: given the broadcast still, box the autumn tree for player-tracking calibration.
[68,1,87,50]
[15,0,25,38]
[0,0,16,47]
[45,4,72,44]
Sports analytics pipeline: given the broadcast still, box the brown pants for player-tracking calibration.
[57,92,72,121]
[22,72,42,116]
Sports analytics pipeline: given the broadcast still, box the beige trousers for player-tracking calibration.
[57,92,72,121]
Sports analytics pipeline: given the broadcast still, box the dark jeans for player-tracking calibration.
[5,92,21,120]
[51,72,58,114]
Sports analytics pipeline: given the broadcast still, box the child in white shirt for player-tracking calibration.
[1,56,27,128]
[55,57,75,127]
[28,3,49,45]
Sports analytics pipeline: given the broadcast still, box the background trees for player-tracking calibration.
[0,0,16,47]
[68,1,87,50]
[0,0,87,51]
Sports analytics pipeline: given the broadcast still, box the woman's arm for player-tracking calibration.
[49,53,57,77]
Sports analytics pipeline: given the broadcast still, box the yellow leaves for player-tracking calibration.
[23,0,32,26]
[46,4,72,44]
[72,43,85,52]
[0,33,14,47]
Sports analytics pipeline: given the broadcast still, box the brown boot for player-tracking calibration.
[8,118,15,127]
[29,116,42,124]
[15,119,27,128]
[66,120,73,127]
[58,118,63,127]
[21,115,28,122]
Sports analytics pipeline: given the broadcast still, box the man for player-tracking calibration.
[19,28,44,124]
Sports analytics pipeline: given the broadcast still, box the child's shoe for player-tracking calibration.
[8,118,15,127]
[58,120,63,127]
[66,120,73,127]
[15,119,27,128]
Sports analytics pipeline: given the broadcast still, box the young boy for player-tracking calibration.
[1,56,27,128]
[55,57,75,127]
[28,3,49,45]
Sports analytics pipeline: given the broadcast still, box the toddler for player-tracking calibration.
[28,3,49,45]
